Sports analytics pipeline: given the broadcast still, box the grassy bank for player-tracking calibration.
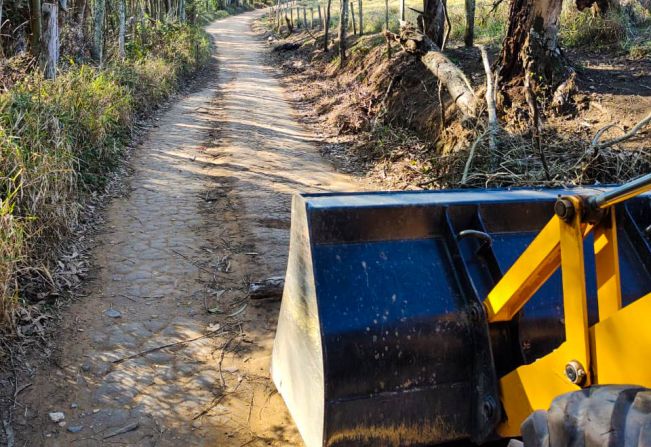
[0,22,211,328]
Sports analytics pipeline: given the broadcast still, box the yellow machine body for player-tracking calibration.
[484,176,651,437]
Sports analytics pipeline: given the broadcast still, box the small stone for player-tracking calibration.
[105,309,122,318]
[70,403,78,409]
[93,409,100,414]
[67,425,83,433]
[58,421,66,427]
[49,412,65,423]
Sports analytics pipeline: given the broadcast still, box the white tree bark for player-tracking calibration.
[41,2,59,79]
[118,0,126,60]
[93,0,105,62]
[399,0,405,20]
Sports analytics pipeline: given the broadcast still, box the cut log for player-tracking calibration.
[386,23,477,118]
[249,276,285,300]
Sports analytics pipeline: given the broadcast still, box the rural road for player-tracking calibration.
[14,9,364,446]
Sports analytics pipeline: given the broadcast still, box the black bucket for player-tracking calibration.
[272,187,651,447]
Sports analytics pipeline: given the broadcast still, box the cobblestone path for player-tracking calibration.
[15,9,364,446]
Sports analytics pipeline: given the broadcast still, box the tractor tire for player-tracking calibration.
[520,386,651,446]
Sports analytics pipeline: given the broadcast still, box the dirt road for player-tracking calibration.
[14,9,364,446]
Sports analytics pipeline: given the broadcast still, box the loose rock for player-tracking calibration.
[48,412,65,423]
[105,309,122,318]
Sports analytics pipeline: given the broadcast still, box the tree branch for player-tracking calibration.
[593,112,651,149]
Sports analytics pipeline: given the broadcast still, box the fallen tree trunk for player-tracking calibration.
[386,23,477,118]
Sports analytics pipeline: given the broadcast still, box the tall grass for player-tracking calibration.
[0,22,211,330]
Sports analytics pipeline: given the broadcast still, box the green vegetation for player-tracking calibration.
[560,4,651,57]
[291,0,649,53]
[0,22,211,327]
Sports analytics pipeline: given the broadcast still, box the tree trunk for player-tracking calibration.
[464,0,474,46]
[324,0,332,50]
[385,0,391,57]
[179,0,185,21]
[358,0,363,35]
[338,0,348,65]
[41,2,58,79]
[92,0,104,61]
[400,0,405,20]
[318,4,322,27]
[30,0,43,57]
[118,0,126,59]
[497,0,565,98]
[275,0,281,28]
[422,0,445,47]
[303,6,307,27]
[0,0,4,56]
[310,7,314,28]
[350,1,356,34]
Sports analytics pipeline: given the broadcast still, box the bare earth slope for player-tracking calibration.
[14,9,365,446]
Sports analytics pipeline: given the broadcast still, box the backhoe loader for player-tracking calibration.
[271,173,651,446]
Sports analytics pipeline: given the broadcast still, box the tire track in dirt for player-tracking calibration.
[13,8,366,447]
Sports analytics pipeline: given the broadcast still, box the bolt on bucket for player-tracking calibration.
[271,188,651,447]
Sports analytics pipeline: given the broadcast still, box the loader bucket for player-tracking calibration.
[271,187,651,447]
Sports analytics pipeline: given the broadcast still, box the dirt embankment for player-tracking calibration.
[259,24,651,190]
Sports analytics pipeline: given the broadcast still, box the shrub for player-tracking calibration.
[0,23,212,329]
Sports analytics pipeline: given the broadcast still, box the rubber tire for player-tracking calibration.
[520,386,651,447]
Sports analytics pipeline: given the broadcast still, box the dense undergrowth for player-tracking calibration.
[0,22,211,329]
